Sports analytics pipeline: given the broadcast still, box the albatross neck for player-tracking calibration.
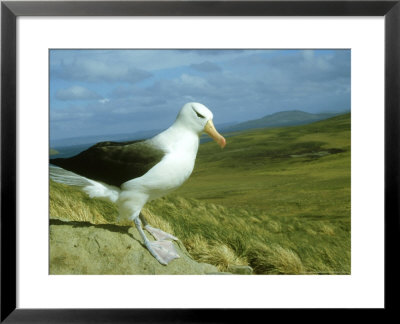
[152,120,200,153]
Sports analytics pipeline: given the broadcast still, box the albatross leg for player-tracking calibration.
[134,217,180,265]
[139,213,178,241]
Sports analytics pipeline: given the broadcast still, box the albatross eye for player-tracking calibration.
[192,107,205,119]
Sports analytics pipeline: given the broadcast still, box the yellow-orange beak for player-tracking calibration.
[204,120,226,148]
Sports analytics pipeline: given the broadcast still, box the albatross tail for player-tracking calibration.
[83,179,120,203]
[50,165,120,203]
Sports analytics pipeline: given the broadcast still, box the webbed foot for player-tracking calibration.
[145,240,180,265]
[145,225,178,241]
[134,217,180,265]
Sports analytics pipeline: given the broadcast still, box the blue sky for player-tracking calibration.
[50,49,350,141]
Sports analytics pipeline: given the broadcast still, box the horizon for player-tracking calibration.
[51,108,350,145]
[50,49,351,142]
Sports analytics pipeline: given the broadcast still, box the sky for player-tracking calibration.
[49,49,350,141]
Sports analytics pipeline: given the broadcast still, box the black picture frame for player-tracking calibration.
[1,0,399,322]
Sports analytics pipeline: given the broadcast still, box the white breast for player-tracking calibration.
[121,126,199,200]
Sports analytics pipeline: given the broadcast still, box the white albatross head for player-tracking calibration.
[176,102,226,148]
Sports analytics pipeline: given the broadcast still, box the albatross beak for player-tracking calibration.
[204,120,226,148]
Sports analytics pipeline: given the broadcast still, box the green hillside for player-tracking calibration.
[222,110,338,132]
[175,113,350,217]
[50,113,351,274]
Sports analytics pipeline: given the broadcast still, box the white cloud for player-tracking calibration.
[98,98,110,104]
[55,86,102,101]
[179,74,208,88]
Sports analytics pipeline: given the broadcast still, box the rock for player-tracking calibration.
[50,219,219,275]
[227,264,253,275]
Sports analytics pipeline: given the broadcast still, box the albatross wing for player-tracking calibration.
[50,139,165,187]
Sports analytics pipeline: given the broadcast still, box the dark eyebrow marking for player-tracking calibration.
[192,107,205,118]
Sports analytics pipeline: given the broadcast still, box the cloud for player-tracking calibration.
[50,49,253,76]
[133,74,215,104]
[190,61,222,72]
[55,86,102,101]
[53,58,152,83]
[179,74,208,88]
[50,49,351,140]
[98,98,110,104]
[264,50,350,82]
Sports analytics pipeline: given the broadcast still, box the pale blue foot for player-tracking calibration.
[145,225,178,241]
[145,240,180,265]
[134,217,180,265]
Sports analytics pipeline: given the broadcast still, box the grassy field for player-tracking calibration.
[50,113,351,274]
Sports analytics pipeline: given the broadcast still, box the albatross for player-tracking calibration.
[50,102,226,265]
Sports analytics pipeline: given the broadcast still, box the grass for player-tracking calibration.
[50,113,351,274]
[50,180,118,225]
[50,148,59,155]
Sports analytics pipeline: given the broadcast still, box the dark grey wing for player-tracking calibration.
[50,139,165,187]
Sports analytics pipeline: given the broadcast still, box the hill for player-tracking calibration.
[175,113,351,214]
[221,110,340,133]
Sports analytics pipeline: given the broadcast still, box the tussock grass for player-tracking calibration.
[247,244,305,274]
[185,235,247,271]
[145,196,350,274]
[50,180,118,224]
[140,208,176,237]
